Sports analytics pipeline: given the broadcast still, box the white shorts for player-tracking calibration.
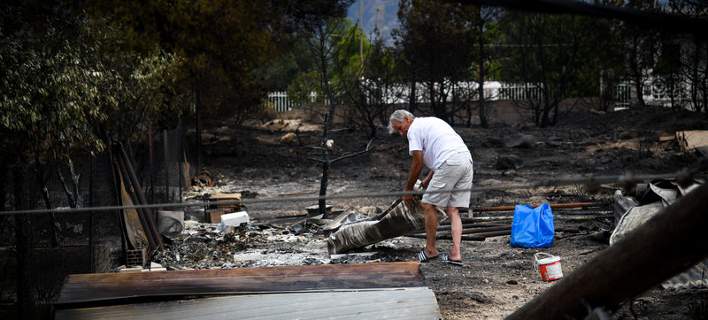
[422,156,474,208]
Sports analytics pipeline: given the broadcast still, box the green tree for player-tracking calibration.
[1,1,190,314]
[394,0,478,123]
[499,13,601,127]
[348,34,401,137]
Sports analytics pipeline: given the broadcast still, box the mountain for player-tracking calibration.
[347,0,400,45]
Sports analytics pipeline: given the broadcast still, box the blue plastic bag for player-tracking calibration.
[510,203,554,248]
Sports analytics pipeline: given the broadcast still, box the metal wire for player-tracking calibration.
[0,170,697,216]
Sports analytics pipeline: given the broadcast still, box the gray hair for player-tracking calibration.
[388,109,415,134]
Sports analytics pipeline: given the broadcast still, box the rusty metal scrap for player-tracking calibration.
[326,199,445,254]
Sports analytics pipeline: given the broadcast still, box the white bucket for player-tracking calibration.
[534,252,563,282]
[221,211,250,227]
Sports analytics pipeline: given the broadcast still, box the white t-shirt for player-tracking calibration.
[407,117,471,170]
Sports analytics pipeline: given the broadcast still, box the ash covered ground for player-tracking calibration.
[153,107,707,319]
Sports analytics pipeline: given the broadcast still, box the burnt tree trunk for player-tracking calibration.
[13,163,33,317]
[318,111,332,218]
[194,82,202,173]
[315,23,337,218]
[88,155,96,272]
[478,15,489,128]
[409,75,417,113]
[703,42,708,115]
[691,36,701,112]
[0,158,6,211]
[35,160,58,248]
[630,34,647,108]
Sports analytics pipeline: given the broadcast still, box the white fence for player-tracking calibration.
[265,91,342,112]
[265,91,313,113]
[263,81,641,112]
[609,79,704,111]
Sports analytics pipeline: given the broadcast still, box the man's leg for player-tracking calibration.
[446,206,462,261]
[446,158,473,262]
[421,202,439,257]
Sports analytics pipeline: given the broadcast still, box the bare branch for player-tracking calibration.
[329,138,374,164]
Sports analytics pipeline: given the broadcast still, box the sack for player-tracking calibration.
[510,203,554,248]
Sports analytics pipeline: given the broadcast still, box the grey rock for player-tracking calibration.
[495,155,523,170]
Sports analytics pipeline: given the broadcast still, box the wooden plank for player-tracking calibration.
[56,262,423,307]
[118,171,148,249]
[56,287,441,320]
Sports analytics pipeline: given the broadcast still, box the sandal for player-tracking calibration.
[417,250,439,262]
[441,254,464,267]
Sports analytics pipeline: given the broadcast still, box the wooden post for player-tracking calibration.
[318,113,331,218]
[506,183,708,320]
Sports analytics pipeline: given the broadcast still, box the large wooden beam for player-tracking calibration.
[506,183,708,320]
[55,262,423,308]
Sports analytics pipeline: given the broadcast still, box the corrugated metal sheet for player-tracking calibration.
[56,287,441,320]
[662,260,708,290]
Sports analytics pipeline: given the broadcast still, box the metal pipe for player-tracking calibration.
[474,202,600,212]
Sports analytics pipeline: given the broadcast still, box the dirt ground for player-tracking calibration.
[158,107,708,319]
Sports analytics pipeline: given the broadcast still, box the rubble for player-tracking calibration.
[152,219,332,269]
[157,210,184,237]
[610,178,708,291]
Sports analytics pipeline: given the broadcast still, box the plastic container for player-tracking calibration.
[534,252,563,282]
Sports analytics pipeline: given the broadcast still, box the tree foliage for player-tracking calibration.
[498,12,606,127]
[394,0,478,122]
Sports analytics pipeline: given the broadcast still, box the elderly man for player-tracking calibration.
[389,110,473,266]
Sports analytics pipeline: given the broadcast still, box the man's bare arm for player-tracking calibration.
[405,151,424,192]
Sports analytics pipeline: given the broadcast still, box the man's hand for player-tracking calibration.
[402,191,415,202]
[402,190,415,207]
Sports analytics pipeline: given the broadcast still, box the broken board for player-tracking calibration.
[55,262,424,308]
[118,170,148,249]
[56,287,440,320]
